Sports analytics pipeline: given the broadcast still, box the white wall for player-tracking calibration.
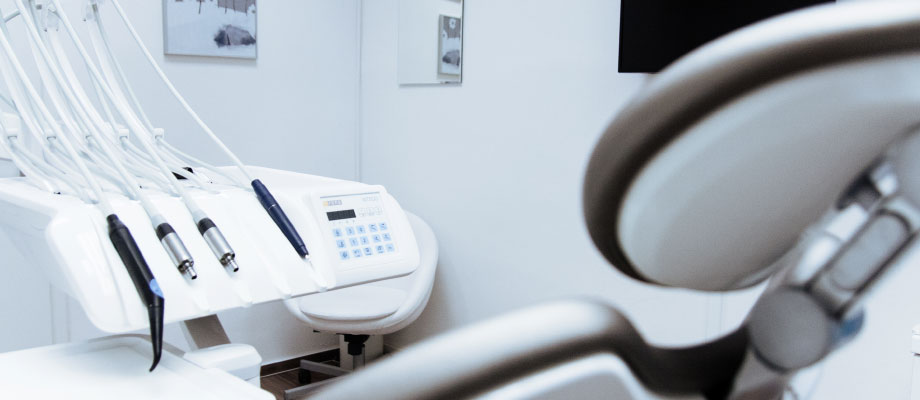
[0,0,360,363]
[361,0,732,349]
[363,1,920,399]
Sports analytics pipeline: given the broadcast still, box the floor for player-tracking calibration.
[260,350,339,400]
[261,369,305,400]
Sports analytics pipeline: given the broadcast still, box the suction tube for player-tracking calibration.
[252,179,309,257]
[106,214,164,371]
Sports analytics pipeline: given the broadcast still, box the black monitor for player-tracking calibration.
[619,0,835,73]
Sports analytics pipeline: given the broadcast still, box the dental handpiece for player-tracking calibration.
[155,223,197,279]
[197,217,238,272]
[107,214,164,372]
[252,179,309,258]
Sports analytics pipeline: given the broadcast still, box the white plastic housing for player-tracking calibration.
[183,343,262,385]
[0,166,419,333]
[0,335,273,399]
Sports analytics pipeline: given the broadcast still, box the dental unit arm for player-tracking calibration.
[313,2,920,399]
[0,0,422,374]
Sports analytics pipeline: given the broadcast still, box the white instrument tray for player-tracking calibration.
[0,166,419,333]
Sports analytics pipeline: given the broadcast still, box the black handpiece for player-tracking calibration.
[252,179,309,257]
[106,214,165,372]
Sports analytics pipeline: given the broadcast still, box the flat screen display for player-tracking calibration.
[327,210,357,221]
[618,0,834,73]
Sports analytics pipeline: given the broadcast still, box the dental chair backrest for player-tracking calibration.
[312,2,920,399]
[584,1,920,292]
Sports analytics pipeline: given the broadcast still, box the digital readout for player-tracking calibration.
[327,209,357,221]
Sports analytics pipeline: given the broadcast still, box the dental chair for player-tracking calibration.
[282,212,438,398]
[307,2,920,399]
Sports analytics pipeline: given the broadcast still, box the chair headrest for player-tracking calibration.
[584,2,920,291]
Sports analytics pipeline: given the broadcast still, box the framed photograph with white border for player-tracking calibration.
[438,14,462,76]
[163,0,258,59]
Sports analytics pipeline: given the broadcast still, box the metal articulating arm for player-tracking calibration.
[730,154,920,399]
[313,299,749,400]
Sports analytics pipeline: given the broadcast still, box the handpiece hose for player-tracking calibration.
[106,214,164,371]
[252,179,309,257]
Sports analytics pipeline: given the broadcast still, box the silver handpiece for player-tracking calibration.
[198,218,238,272]
[156,223,197,279]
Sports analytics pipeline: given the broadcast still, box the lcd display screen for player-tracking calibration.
[327,210,357,221]
[618,0,834,73]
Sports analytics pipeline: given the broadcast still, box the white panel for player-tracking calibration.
[0,229,52,353]
[363,0,719,349]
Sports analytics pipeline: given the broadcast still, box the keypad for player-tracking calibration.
[331,220,397,261]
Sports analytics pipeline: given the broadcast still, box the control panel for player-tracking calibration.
[320,191,399,269]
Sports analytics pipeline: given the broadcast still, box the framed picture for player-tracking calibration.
[438,14,462,76]
[163,0,257,59]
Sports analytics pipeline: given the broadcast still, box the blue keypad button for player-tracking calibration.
[385,244,395,252]
[349,238,359,247]
[369,224,378,232]
[379,222,388,231]
[336,240,346,249]
[352,249,362,258]
[382,233,391,241]
[339,250,349,260]
[357,225,366,234]
[372,234,382,243]
[333,228,343,237]
[363,247,373,256]
[346,226,355,236]
[375,245,385,254]
[360,236,369,245]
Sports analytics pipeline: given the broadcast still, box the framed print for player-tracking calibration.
[438,14,462,76]
[164,0,257,59]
